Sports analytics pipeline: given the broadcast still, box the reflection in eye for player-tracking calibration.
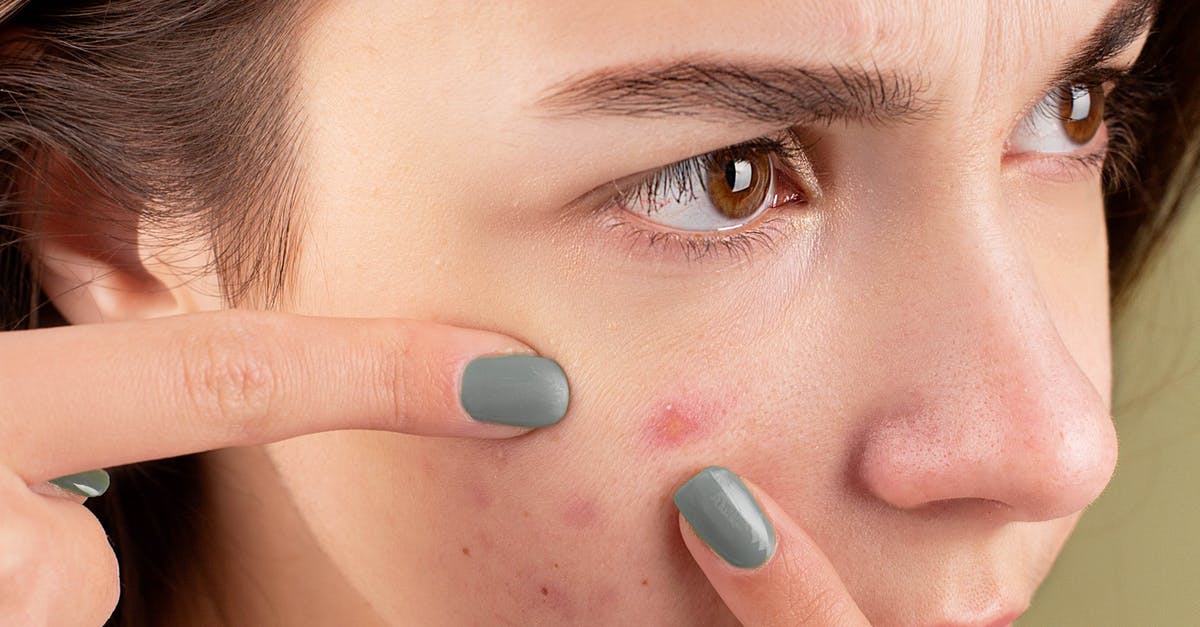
[1010,81,1107,154]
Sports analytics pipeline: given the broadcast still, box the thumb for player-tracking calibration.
[674,466,871,627]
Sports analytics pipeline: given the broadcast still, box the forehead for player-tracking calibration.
[446,0,1118,81]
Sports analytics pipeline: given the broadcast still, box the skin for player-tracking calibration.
[2,0,1153,625]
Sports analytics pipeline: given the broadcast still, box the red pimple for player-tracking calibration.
[643,399,714,450]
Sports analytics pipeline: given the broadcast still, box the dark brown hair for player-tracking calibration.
[0,1,1196,625]
[0,0,313,624]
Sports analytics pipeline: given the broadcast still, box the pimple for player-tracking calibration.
[642,399,718,450]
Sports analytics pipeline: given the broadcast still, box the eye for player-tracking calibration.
[615,139,808,233]
[1009,82,1106,154]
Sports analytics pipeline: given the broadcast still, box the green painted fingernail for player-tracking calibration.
[674,466,776,569]
[460,355,569,427]
[49,469,110,498]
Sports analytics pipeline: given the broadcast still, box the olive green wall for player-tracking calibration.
[1021,190,1200,624]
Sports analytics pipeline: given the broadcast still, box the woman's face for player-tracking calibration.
[250,1,1147,624]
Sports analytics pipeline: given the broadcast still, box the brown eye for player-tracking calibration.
[704,151,773,220]
[1057,83,1105,144]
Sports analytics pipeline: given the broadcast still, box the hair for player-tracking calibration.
[0,1,1195,625]
[0,0,315,624]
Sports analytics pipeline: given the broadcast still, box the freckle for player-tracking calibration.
[541,586,549,596]
[641,579,648,586]
[552,562,559,568]
[461,547,471,557]
[561,497,600,529]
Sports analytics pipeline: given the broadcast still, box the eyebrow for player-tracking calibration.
[535,0,1159,127]
[1054,0,1158,84]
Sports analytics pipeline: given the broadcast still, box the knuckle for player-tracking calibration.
[0,513,45,586]
[0,509,52,618]
[178,311,283,440]
[374,320,413,431]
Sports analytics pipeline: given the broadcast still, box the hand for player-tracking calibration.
[674,466,871,626]
[0,310,568,625]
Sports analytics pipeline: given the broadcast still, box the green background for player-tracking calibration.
[1021,190,1200,624]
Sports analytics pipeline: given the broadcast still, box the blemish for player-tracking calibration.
[642,397,721,450]
[468,482,493,510]
[461,547,471,557]
[561,497,600,529]
[641,579,648,586]
[540,586,549,596]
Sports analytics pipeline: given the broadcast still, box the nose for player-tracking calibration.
[853,182,1118,523]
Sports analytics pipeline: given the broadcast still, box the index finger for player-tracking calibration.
[674,466,871,627]
[0,311,569,483]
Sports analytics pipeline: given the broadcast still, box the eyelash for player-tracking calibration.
[601,65,1154,263]
[600,131,813,263]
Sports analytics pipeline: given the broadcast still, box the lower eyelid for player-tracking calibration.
[1003,123,1110,183]
[599,209,793,265]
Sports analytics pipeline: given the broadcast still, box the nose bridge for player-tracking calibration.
[853,173,1116,522]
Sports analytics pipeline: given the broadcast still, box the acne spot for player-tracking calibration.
[540,586,549,596]
[561,497,600,529]
[641,579,648,586]
[467,482,493,510]
[642,398,719,450]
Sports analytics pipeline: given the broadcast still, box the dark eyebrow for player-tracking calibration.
[1054,0,1159,83]
[536,61,930,127]
[535,0,1158,128]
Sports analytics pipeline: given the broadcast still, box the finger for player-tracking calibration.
[0,467,119,626]
[0,311,569,483]
[674,466,871,627]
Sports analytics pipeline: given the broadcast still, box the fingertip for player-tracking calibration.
[674,466,777,570]
[459,354,570,429]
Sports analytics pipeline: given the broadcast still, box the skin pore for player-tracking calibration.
[106,0,1153,625]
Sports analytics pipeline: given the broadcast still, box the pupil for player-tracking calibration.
[724,159,753,193]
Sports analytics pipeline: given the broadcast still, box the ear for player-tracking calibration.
[19,151,223,324]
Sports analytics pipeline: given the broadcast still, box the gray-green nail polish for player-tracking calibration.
[460,355,569,427]
[674,466,776,569]
[49,469,110,498]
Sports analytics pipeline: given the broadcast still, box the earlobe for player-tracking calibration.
[19,150,222,324]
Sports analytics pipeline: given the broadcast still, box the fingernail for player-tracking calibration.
[460,355,569,427]
[674,466,776,569]
[49,469,110,498]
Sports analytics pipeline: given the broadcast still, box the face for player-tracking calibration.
[252,0,1147,624]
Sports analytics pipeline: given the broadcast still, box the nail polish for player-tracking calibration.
[674,466,776,569]
[49,469,110,498]
[460,355,569,427]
